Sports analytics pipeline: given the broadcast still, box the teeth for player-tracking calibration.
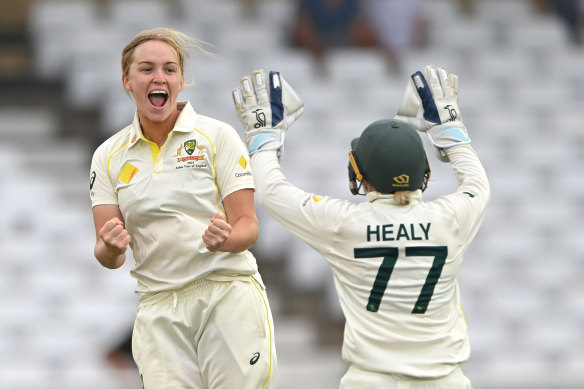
[149,90,167,95]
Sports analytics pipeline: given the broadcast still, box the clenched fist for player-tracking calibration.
[202,213,232,252]
[99,217,131,256]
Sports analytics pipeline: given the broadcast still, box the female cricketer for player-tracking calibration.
[232,65,490,388]
[89,28,277,388]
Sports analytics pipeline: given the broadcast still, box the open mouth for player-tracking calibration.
[148,90,168,107]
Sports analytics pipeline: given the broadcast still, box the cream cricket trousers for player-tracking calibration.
[132,276,277,389]
[340,364,472,389]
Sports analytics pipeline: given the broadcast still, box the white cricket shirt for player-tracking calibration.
[252,144,490,378]
[90,101,258,294]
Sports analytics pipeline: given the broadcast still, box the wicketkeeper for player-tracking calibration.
[232,65,490,388]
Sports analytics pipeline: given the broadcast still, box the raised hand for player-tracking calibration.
[395,65,470,161]
[232,70,303,156]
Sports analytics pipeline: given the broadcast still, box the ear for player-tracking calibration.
[122,74,131,92]
[363,180,375,193]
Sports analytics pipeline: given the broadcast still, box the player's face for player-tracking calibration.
[123,40,184,125]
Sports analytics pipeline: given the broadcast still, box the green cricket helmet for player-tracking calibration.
[348,118,431,195]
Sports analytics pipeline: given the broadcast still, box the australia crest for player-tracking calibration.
[184,139,197,155]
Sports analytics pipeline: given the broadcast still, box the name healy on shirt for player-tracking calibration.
[366,223,431,241]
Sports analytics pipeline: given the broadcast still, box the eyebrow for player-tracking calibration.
[136,61,178,66]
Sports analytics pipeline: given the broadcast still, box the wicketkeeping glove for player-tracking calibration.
[394,65,470,161]
[232,70,304,156]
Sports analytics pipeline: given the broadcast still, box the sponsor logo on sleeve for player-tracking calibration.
[302,194,324,206]
[90,171,96,190]
[238,155,248,169]
[234,155,252,178]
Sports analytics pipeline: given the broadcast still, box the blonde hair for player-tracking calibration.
[121,28,213,79]
[393,191,413,205]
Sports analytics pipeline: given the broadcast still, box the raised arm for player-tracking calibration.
[395,65,490,234]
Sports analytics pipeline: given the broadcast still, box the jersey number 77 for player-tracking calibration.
[354,246,448,314]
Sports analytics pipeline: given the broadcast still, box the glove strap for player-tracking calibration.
[426,125,470,149]
[248,129,284,156]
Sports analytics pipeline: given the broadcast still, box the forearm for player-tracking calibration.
[94,239,126,269]
[445,144,490,201]
[251,151,298,216]
[251,151,321,235]
[251,150,340,252]
[221,215,258,253]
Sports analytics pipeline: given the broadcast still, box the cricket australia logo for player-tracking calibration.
[253,108,266,128]
[176,139,207,168]
[184,139,197,155]
[443,105,458,121]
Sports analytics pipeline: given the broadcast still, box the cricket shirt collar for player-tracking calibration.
[127,101,198,147]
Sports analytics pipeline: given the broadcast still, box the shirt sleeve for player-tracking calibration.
[251,150,347,252]
[214,123,255,200]
[439,144,491,247]
[89,144,118,207]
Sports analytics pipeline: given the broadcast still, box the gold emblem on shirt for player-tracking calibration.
[238,155,248,169]
[119,162,139,184]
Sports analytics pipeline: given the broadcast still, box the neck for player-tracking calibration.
[142,128,169,147]
[139,109,180,147]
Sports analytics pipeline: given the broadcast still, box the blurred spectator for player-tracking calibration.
[104,331,141,388]
[0,0,33,78]
[289,0,378,74]
[105,331,135,371]
[240,0,259,18]
[457,0,475,16]
[532,0,582,45]
[362,0,428,73]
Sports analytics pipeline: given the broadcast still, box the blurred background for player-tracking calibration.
[1,0,584,388]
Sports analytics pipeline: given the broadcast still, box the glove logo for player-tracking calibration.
[444,105,457,122]
[252,108,266,128]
